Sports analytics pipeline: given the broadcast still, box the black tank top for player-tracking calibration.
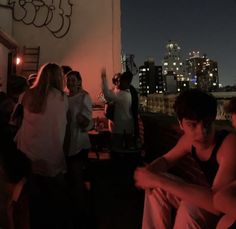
[191,130,229,185]
[229,221,236,229]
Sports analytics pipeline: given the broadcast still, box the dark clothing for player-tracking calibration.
[66,149,90,229]
[29,173,71,229]
[192,129,229,185]
[130,85,139,139]
[229,221,236,228]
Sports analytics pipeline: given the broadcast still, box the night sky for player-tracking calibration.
[121,0,236,87]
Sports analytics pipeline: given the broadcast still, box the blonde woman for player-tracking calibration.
[15,63,70,229]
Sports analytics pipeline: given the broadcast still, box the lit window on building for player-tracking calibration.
[177,88,180,92]
[173,62,176,66]
[164,62,168,66]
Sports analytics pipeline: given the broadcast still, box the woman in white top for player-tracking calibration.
[64,70,93,228]
[15,63,68,177]
[15,63,70,229]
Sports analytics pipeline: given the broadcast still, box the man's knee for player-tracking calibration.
[174,201,218,229]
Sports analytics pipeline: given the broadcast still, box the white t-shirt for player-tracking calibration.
[66,91,92,156]
[15,88,68,177]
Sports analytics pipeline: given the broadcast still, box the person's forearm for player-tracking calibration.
[101,79,112,101]
[147,157,171,173]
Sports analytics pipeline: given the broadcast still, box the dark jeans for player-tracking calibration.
[66,149,91,229]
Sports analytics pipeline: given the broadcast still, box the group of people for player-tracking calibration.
[134,89,236,229]
[2,61,236,229]
[0,63,94,228]
[0,63,140,229]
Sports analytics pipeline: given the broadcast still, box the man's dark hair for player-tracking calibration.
[173,89,217,122]
[66,71,82,82]
[121,71,133,84]
[61,65,72,75]
[224,97,236,114]
[112,73,121,85]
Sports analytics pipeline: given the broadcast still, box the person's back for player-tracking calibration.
[101,69,134,151]
[14,63,70,229]
[15,64,68,176]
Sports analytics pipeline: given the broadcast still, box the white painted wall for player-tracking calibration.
[11,0,121,102]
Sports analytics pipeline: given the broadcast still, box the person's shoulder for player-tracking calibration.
[218,130,236,156]
[165,134,191,158]
[173,134,193,155]
[222,131,236,144]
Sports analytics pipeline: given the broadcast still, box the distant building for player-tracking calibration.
[186,51,219,91]
[145,91,236,120]
[162,40,188,93]
[139,58,164,96]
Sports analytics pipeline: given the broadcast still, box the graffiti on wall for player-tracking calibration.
[8,0,73,38]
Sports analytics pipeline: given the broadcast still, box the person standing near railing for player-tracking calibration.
[101,68,134,153]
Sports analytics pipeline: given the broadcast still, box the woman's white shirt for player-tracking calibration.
[67,91,92,157]
[15,88,68,177]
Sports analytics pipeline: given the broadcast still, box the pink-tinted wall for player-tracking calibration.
[11,0,121,102]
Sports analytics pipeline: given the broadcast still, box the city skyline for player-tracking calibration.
[121,0,236,87]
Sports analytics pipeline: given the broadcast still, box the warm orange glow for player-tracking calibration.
[16,57,22,65]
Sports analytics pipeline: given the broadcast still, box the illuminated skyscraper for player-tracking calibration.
[139,58,164,96]
[162,40,188,93]
[186,52,219,91]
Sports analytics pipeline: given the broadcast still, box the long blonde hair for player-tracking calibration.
[24,63,65,113]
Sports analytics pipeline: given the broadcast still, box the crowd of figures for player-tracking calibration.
[1,62,236,229]
[0,63,140,229]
